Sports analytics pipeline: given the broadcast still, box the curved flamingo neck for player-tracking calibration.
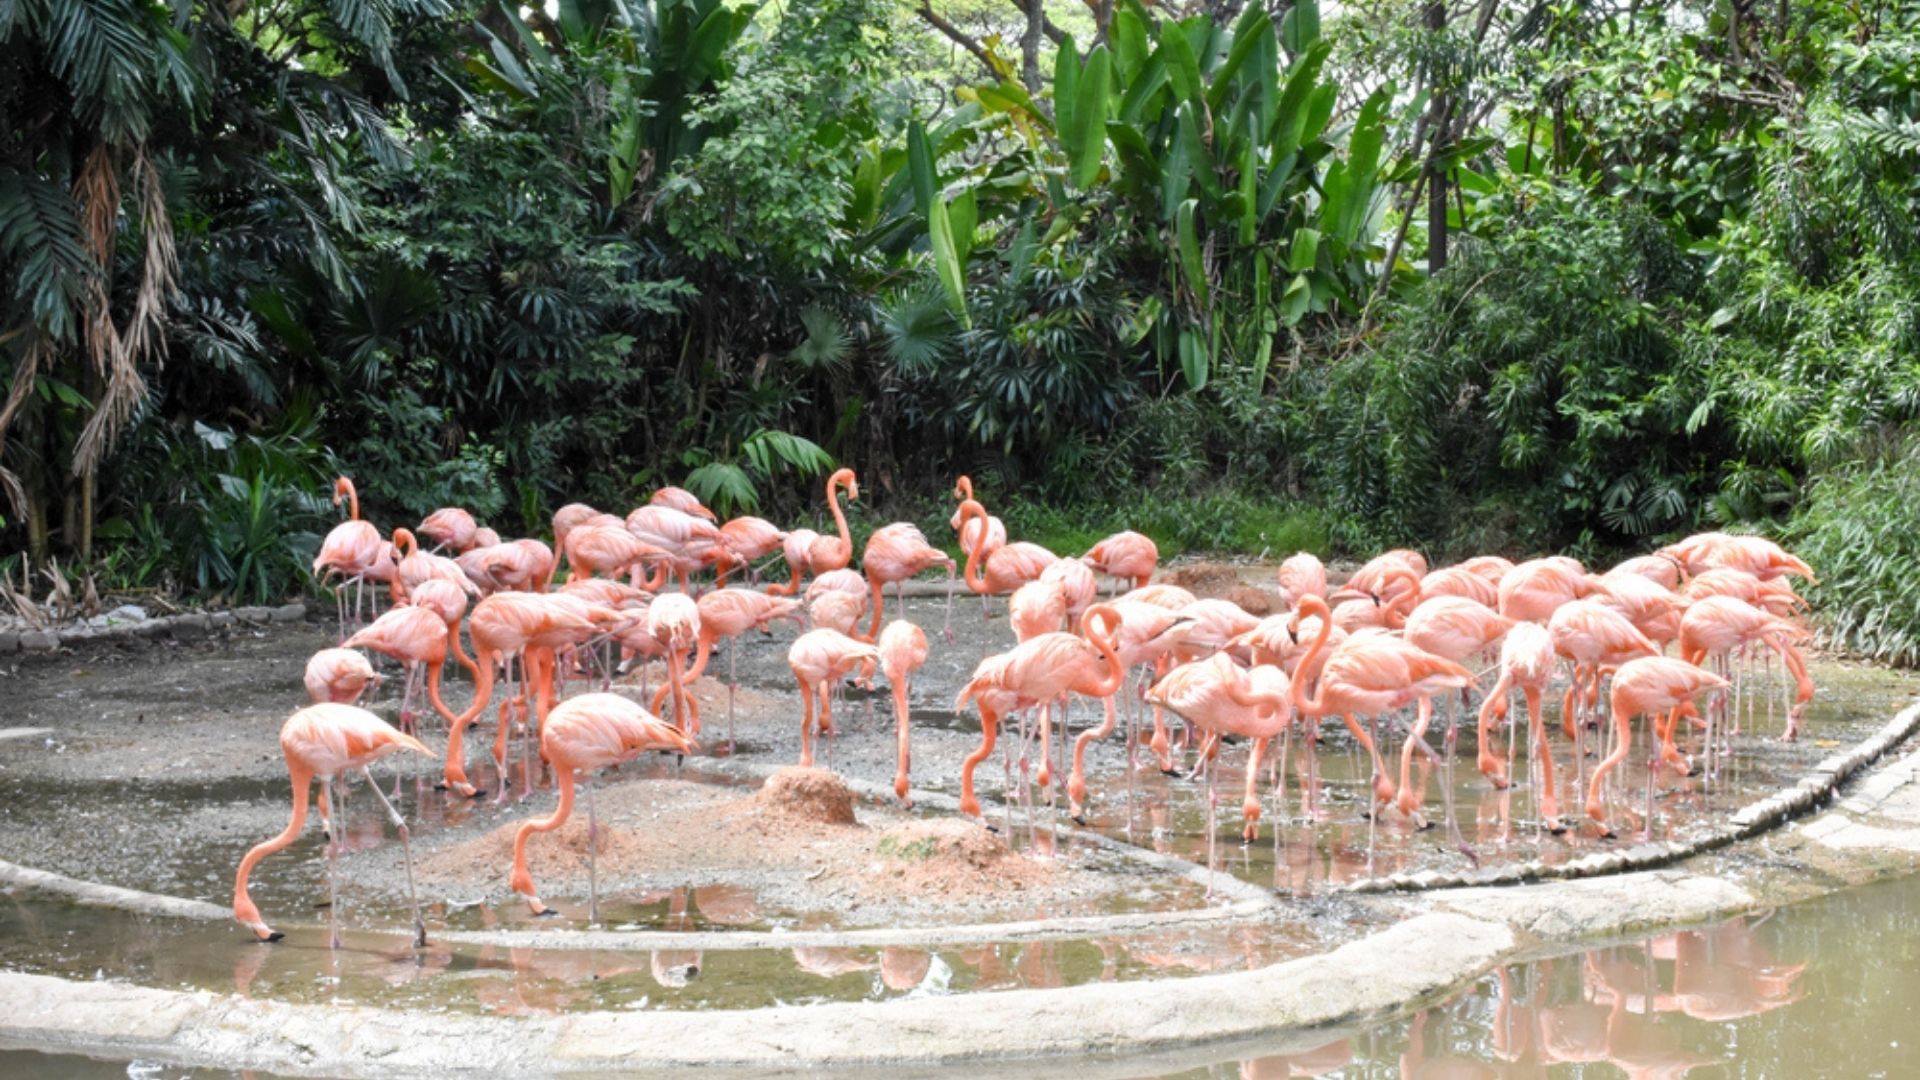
[1080,605,1126,697]
[954,476,974,502]
[234,763,312,918]
[393,528,418,559]
[826,472,852,553]
[959,500,988,593]
[335,478,360,521]
[1290,596,1333,715]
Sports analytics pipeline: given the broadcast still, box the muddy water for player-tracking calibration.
[5,871,1920,1076]
[0,886,1324,1014]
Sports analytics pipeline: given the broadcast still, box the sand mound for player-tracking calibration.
[1160,562,1278,614]
[756,766,856,824]
[1224,584,1275,615]
[867,819,1052,895]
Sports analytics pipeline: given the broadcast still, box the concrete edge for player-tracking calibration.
[0,911,1511,1076]
[0,602,309,653]
[0,858,229,922]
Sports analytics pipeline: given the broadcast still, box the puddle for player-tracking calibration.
[0,887,1330,1015]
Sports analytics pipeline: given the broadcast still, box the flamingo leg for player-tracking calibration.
[1242,736,1266,843]
[360,766,425,948]
[585,780,600,926]
[326,778,343,950]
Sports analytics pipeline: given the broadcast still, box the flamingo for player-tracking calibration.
[1499,557,1594,623]
[715,515,789,584]
[771,467,858,595]
[1549,599,1659,745]
[1040,556,1098,620]
[956,498,1057,610]
[565,524,666,584]
[807,588,867,636]
[648,593,702,736]
[343,605,461,736]
[312,477,393,632]
[1401,595,1515,765]
[954,604,1125,819]
[1475,622,1561,828]
[551,502,604,562]
[1454,555,1515,585]
[391,527,478,604]
[1329,564,1420,633]
[1586,656,1728,834]
[1593,571,1685,648]
[788,628,881,768]
[509,693,694,921]
[651,588,801,748]
[1420,565,1498,608]
[1066,598,1194,817]
[418,507,479,552]
[1679,595,1814,740]
[1145,654,1292,847]
[626,505,727,591]
[860,521,955,641]
[304,648,378,704]
[878,619,929,803]
[949,476,1007,557]
[233,703,432,947]
[1275,552,1327,608]
[1607,554,1682,591]
[1082,530,1158,590]
[1120,582,1197,609]
[650,485,718,522]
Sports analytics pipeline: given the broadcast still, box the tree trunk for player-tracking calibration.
[1423,1,1448,273]
[1021,0,1045,93]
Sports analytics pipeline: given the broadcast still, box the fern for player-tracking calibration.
[0,167,96,341]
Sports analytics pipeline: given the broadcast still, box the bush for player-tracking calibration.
[1785,437,1920,667]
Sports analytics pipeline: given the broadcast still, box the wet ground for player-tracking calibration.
[0,582,1915,1042]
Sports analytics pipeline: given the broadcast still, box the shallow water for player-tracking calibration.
[5,872,1919,1076]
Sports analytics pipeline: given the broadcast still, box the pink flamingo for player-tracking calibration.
[1066,598,1195,816]
[1499,557,1594,623]
[565,525,666,584]
[312,477,393,631]
[1040,556,1098,620]
[509,693,694,921]
[648,593,702,736]
[1419,565,1498,608]
[1276,552,1327,608]
[304,648,378,704]
[771,468,859,596]
[860,521,955,641]
[1476,622,1562,827]
[418,507,479,552]
[1082,530,1158,589]
[1679,595,1814,740]
[233,704,432,947]
[1549,599,1659,743]
[878,619,930,803]
[1586,657,1728,834]
[956,498,1057,611]
[650,485,718,521]
[954,604,1125,819]
[343,605,460,736]
[787,628,882,767]
[715,515,788,585]
[1146,654,1292,846]
[652,588,801,748]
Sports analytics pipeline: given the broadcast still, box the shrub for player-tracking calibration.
[1784,437,1920,667]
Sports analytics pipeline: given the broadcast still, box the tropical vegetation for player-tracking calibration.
[2,0,1917,658]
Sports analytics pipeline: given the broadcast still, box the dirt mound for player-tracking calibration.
[867,819,1052,896]
[1224,584,1276,616]
[755,766,856,824]
[1163,562,1244,596]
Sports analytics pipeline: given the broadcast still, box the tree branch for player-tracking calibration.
[916,3,999,81]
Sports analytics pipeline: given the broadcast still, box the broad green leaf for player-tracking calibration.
[1112,5,1149,82]
[948,187,976,263]
[1208,10,1274,115]
[1269,42,1329,159]
[1176,198,1209,308]
[1160,113,1193,219]
[1177,102,1219,198]
[1280,272,1311,326]
[1180,326,1209,391]
[1117,50,1168,123]
[1288,227,1321,272]
[907,119,935,218]
[928,196,970,328]
[1237,111,1259,244]
[1068,46,1112,189]
[1280,0,1320,56]
[1054,36,1081,152]
[1162,29,1204,113]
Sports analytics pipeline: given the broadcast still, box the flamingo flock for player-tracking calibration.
[243,473,1820,946]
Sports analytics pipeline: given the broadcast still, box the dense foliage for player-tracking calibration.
[2,1,1917,657]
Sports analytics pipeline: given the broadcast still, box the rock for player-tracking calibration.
[56,627,95,645]
[0,631,18,654]
[134,619,170,639]
[20,630,58,652]
[235,606,272,623]
[209,611,235,630]
[272,603,307,623]
[169,613,211,640]
[755,767,856,825]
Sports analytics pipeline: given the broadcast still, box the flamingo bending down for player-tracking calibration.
[343,605,462,736]
[860,521,955,641]
[1419,566,1498,609]
[1145,653,1292,844]
[648,593,702,736]
[1082,531,1159,590]
[650,485,718,522]
[771,468,858,596]
[1066,599,1194,817]
[787,629,882,768]
[509,694,695,921]
[233,704,432,947]
[878,620,930,803]
[1549,600,1660,743]
[716,516,789,584]
[1679,595,1815,741]
[1498,558,1593,623]
[407,578,480,684]
[1475,622,1562,828]
[1586,657,1729,834]
[652,588,801,748]
[954,604,1125,819]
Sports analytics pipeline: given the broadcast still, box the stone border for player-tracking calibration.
[1340,701,1920,894]
[0,602,309,653]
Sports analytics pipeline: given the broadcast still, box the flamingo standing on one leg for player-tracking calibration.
[233,704,432,947]
[788,628,882,768]
[878,620,929,803]
[770,468,858,596]
[860,521,955,642]
[509,693,694,921]
[1586,657,1729,835]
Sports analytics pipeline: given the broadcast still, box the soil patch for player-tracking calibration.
[1162,562,1277,614]
[756,766,856,824]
